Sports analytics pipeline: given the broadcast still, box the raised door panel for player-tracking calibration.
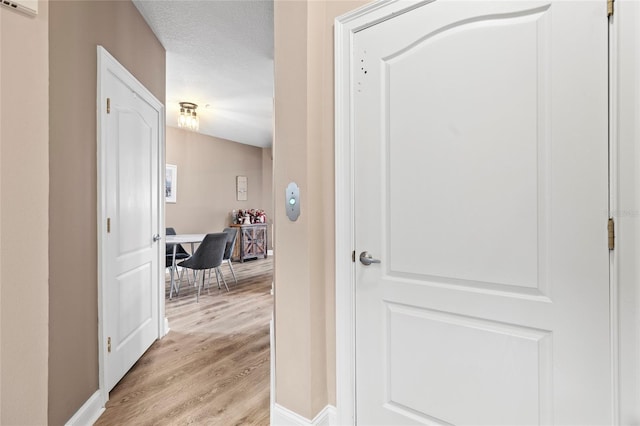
[387,8,549,296]
[386,304,551,425]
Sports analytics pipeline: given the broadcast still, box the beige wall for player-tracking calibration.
[166,126,272,241]
[274,0,313,416]
[48,1,165,424]
[0,1,49,424]
[273,0,367,419]
[262,147,274,249]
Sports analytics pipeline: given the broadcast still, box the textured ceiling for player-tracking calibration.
[133,0,274,148]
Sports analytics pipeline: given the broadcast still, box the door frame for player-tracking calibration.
[96,45,167,408]
[334,0,639,423]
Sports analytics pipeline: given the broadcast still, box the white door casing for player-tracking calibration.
[97,46,166,398]
[337,0,612,424]
[611,1,640,422]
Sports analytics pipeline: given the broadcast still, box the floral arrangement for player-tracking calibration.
[232,209,267,225]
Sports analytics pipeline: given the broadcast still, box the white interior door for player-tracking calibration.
[102,55,161,392]
[354,1,611,424]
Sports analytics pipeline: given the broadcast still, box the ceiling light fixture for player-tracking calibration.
[178,102,199,132]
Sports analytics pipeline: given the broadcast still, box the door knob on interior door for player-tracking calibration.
[359,251,381,266]
[152,234,161,242]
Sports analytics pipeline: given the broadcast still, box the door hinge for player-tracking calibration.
[607,0,614,17]
[107,337,112,353]
[352,250,356,262]
[608,218,615,250]
[106,97,111,114]
[107,217,111,233]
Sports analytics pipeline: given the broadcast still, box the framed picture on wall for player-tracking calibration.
[237,175,248,201]
[166,164,177,203]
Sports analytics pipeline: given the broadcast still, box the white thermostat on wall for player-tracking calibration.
[286,182,300,221]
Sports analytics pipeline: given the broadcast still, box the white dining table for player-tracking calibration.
[166,233,206,299]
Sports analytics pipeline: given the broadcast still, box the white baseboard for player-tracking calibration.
[271,404,336,426]
[164,316,170,336]
[268,249,274,256]
[65,390,105,426]
[270,318,276,420]
[313,406,337,426]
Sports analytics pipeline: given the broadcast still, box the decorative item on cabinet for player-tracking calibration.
[232,208,267,225]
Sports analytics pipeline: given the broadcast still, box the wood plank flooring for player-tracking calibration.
[95,257,273,426]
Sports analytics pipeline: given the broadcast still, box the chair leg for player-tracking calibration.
[216,260,224,279]
[168,267,175,299]
[197,271,205,303]
[217,267,229,292]
[184,267,192,287]
[175,267,187,297]
[176,267,184,296]
[215,269,221,290]
[190,270,197,295]
[169,266,184,299]
[226,260,237,284]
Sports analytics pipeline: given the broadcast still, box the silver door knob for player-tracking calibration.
[359,251,381,266]
[152,234,161,242]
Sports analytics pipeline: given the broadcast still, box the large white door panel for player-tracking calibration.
[386,304,551,425]
[115,109,154,256]
[354,0,610,424]
[114,263,153,346]
[386,8,548,292]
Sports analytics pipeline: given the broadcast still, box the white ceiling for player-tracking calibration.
[133,0,274,148]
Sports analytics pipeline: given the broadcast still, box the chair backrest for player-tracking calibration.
[222,227,237,261]
[178,233,227,270]
[166,227,190,257]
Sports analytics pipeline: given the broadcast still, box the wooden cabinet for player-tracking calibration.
[231,224,268,262]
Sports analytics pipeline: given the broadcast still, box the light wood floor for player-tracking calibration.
[95,257,273,426]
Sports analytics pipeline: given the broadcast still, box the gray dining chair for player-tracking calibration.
[222,227,238,284]
[177,232,228,302]
[166,227,191,298]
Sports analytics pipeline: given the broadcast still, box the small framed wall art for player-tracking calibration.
[236,175,248,201]
[166,164,177,203]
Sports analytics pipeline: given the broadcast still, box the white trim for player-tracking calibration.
[268,249,274,256]
[334,0,638,424]
[96,45,166,408]
[64,391,105,426]
[159,95,167,338]
[612,1,640,423]
[270,317,276,424]
[272,404,337,426]
[608,6,620,424]
[315,406,337,426]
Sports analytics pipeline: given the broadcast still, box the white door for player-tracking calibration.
[103,57,161,391]
[354,1,611,424]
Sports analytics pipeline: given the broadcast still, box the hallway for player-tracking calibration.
[95,257,273,425]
